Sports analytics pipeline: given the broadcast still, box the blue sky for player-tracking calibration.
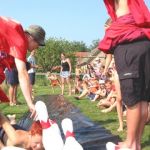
[1,0,150,47]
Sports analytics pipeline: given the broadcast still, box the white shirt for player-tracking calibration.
[27,55,36,73]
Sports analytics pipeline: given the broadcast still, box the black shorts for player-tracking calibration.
[29,72,35,85]
[114,39,150,107]
[6,69,19,86]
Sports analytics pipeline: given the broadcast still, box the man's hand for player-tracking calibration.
[28,103,36,119]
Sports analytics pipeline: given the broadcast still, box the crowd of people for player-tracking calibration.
[74,57,126,132]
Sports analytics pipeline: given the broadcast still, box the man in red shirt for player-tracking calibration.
[99,0,150,150]
[0,16,46,117]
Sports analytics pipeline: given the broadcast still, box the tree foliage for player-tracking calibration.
[36,38,89,72]
[89,39,100,50]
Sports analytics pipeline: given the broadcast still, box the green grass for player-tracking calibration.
[66,96,150,150]
[1,75,150,149]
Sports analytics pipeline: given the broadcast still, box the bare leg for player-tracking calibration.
[97,98,107,107]
[101,101,117,113]
[99,100,112,108]
[78,89,88,99]
[9,85,14,106]
[136,101,148,150]
[29,84,34,100]
[61,77,65,95]
[119,103,141,150]
[66,77,71,96]
[114,72,123,131]
[13,85,18,104]
[116,100,123,132]
[51,84,54,93]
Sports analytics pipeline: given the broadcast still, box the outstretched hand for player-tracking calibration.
[28,103,36,119]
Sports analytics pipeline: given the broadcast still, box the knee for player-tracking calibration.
[141,102,148,121]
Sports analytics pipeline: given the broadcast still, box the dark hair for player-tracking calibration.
[61,52,65,56]
[61,52,69,58]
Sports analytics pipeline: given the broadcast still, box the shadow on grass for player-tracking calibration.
[0,104,9,110]
[95,118,116,125]
[141,135,150,148]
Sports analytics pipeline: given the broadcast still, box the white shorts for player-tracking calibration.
[60,71,70,78]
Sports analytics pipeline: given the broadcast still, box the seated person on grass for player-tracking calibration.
[74,78,83,94]
[0,112,44,150]
[91,80,107,102]
[97,80,116,109]
[75,75,99,100]
[97,89,117,110]
[87,76,99,100]
[74,76,89,100]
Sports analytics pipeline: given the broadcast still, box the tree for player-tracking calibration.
[89,39,100,50]
[36,38,88,72]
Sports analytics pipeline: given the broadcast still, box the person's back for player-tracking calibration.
[115,0,130,17]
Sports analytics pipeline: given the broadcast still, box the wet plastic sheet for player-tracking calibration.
[20,95,120,150]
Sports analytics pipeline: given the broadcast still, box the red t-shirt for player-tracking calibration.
[98,0,150,52]
[0,16,28,66]
[0,16,28,102]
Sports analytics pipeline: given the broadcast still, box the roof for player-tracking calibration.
[75,52,90,57]
[79,48,105,66]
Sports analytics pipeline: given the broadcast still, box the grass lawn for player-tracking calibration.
[1,75,150,149]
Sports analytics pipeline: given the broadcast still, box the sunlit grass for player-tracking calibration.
[1,75,149,150]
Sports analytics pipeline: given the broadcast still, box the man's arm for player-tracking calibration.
[15,58,35,117]
[103,54,112,74]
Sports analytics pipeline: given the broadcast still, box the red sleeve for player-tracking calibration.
[0,16,27,62]
[128,0,150,39]
[103,0,150,40]
[128,0,150,26]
